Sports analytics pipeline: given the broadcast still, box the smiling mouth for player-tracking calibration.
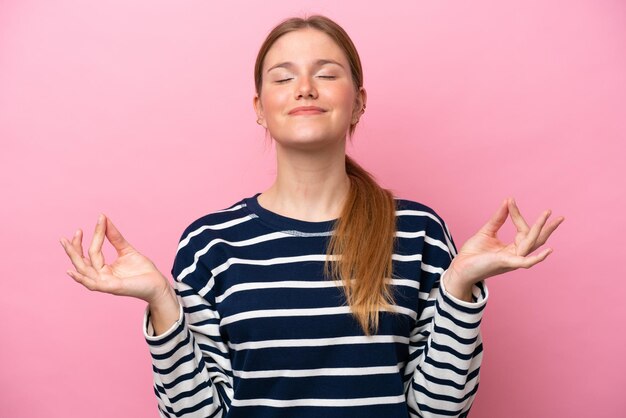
[290,110,326,116]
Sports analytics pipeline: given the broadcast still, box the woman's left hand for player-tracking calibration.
[443,197,565,302]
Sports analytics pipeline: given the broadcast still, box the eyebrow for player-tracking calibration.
[266,59,345,73]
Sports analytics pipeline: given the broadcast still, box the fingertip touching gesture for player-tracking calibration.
[444,198,565,301]
[60,214,172,305]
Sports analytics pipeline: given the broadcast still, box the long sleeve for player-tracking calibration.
[405,215,489,418]
[142,229,234,417]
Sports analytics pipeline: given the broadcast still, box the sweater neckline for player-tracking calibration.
[244,192,339,233]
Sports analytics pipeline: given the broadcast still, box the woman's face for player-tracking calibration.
[254,28,366,150]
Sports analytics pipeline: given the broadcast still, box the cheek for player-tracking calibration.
[326,85,356,111]
[263,90,290,115]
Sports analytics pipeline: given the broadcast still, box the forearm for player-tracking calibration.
[148,284,181,336]
[143,280,232,417]
[144,300,227,418]
[407,275,488,417]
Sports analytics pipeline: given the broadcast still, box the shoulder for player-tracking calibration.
[174,196,253,248]
[394,195,457,255]
[394,196,449,230]
[170,196,253,288]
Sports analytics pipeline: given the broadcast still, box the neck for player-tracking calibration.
[259,138,350,222]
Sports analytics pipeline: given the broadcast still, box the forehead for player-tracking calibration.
[263,28,348,71]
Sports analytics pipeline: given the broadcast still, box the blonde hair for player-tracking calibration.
[254,15,398,336]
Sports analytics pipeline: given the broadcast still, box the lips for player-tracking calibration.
[289,106,326,115]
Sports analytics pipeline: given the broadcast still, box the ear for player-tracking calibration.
[352,86,367,124]
[253,94,266,128]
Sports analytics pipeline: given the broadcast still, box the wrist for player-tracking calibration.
[147,283,181,337]
[443,268,474,303]
[148,281,176,308]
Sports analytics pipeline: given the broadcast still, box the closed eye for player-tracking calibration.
[275,76,336,83]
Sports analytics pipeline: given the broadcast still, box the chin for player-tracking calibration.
[274,132,338,149]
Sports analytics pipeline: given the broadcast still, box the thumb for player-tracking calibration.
[103,215,136,256]
[478,198,509,236]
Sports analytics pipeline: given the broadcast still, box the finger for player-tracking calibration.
[66,269,99,291]
[508,198,530,233]
[70,229,93,266]
[507,247,553,269]
[71,229,84,258]
[533,216,565,249]
[88,214,106,270]
[60,237,92,274]
[478,198,509,236]
[518,209,552,256]
[104,216,135,256]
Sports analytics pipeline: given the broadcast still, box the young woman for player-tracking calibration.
[60,15,563,418]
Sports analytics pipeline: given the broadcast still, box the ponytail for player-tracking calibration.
[324,154,398,336]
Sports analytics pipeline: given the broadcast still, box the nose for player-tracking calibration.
[295,75,318,99]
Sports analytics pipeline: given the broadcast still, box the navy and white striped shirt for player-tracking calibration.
[143,192,488,418]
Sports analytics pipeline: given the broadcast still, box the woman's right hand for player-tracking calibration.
[60,214,172,305]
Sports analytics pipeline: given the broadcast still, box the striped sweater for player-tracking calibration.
[143,192,489,418]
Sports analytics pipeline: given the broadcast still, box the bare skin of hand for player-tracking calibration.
[60,214,180,334]
[443,198,565,302]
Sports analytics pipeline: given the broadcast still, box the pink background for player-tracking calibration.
[1,1,624,417]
